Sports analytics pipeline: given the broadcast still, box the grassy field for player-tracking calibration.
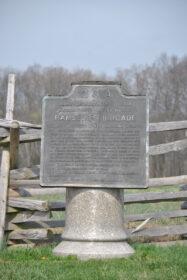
[0,243,187,280]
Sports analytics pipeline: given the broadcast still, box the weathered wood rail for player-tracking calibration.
[5,191,187,210]
[0,74,187,247]
[6,167,187,187]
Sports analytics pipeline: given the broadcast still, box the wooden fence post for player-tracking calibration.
[0,73,15,248]
[5,74,15,120]
[10,121,20,169]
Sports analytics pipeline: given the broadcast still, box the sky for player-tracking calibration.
[0,0,187,76]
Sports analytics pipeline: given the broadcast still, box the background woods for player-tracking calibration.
[0,54,187,177]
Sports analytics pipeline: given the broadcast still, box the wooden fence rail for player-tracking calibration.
[1,119,187,134]
[5,192,187,210]
[7,173,187,191]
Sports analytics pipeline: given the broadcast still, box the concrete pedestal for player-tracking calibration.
[53,188,134,260]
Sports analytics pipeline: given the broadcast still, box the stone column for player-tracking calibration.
[53,188,134,260]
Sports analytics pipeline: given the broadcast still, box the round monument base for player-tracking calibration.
[52,188,134,260]
[52,241,134,260]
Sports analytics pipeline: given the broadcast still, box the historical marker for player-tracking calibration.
[41,81,149,259]
[40,81,148,188]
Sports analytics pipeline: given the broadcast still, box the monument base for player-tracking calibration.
[53,241,134,260]
[52,188,134,260]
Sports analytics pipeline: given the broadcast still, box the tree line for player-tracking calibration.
[0,53,187,177]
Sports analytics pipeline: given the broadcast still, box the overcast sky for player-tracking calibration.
[0,0,187,76]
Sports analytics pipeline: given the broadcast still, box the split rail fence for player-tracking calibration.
[0,74,187,248]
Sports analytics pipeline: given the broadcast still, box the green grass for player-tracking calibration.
[0,243,186,280]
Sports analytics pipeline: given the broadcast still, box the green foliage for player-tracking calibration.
[0,244,186,280]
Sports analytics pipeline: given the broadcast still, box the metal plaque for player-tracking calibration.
[40,82,149,188]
